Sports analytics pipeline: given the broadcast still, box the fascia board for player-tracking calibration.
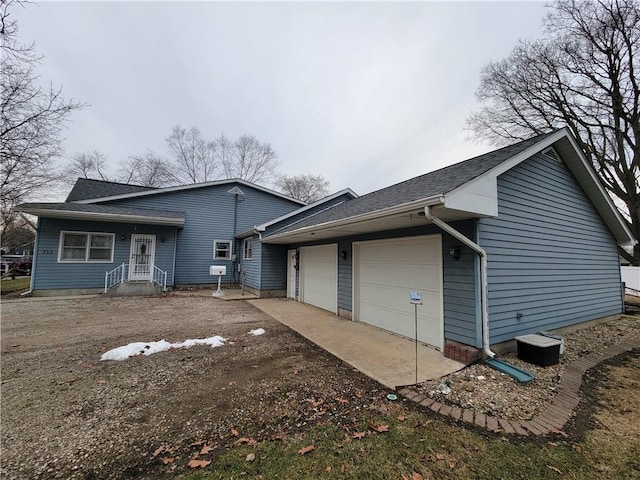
[17,208,185,227]
[264,195,444,243]
[561,134,636,246]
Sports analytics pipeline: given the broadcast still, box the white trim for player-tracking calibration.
[15,208,184,226]
[57,230,115,263]
[74,178,306,206]
[242,237,253,260]
[213,239,233,260]
[263,195,444,242]
[287,249,297,300]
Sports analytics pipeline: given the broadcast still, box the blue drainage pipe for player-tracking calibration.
[484,358,535,383]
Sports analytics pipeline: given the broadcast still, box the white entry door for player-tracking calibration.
[287,249,297,299]
[129,234,156,281]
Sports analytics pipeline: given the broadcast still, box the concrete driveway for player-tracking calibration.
[248,298,464,389]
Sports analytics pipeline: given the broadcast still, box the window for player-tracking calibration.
[213,240,232,260]
[243,238,253,260]
[59,231,114,263]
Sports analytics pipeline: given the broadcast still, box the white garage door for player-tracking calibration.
[354,235,443,349]
[300,244,337,313]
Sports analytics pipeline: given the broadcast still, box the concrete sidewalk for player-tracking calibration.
[248,298,464,390]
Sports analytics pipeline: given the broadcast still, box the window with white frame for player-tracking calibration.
[213,240,232,260]
[243,238,253,260]
[58,231,115,262]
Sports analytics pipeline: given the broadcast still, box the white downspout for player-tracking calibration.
[424,206,496,358]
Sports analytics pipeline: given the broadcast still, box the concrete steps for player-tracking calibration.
[106,281,163,296]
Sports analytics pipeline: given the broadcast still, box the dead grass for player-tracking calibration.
[0,276,29,295]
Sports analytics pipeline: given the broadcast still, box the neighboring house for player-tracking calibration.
[15,128,635,359]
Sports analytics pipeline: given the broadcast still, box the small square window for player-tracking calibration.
[243,238,253,260]
[214,240,232,260]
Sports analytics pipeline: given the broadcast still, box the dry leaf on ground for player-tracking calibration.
[200,444,214,455]
[368,422,390,433]
[352,432,366,439]
[187,459,211,468]
[297,445,315,455]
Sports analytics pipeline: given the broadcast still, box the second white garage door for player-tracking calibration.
[300,244,337,313]
[354,235,443,350]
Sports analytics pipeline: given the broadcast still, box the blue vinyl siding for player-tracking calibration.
[260,244,288,291]
[106,183,301,285]
[32,218,177,290]
[239,235,261,289]
[291,221,478,346]
[478,153,623,344]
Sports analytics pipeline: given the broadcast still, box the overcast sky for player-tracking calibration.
[15,1,547,199]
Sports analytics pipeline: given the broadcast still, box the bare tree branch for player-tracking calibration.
[467,0,640,263]
[0,0,84,229]
[275,174,330,203]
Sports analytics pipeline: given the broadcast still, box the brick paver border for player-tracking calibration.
[398,338,638,436]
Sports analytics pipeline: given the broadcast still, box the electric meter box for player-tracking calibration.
[209,266,226,276]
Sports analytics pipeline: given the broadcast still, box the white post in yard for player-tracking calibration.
[409,291,423,385]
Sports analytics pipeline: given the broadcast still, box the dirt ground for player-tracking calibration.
[0,294,386,479]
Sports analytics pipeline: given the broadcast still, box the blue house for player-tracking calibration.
[16,129,635,359]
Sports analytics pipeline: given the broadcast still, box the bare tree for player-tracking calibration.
[275,174,330,202]
[63,150,110,183]
[466,0,640,263]
[213,134,279,185]
[117,151,174,187]
[0,0,84,228]
[165,125,217,184]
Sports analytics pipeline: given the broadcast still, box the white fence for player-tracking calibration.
[621,266,640,292]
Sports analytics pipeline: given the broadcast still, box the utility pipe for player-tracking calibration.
[424,207,496,358]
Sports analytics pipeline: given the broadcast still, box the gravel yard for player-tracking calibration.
[416,314,640,421]
[2,293,639,479]
[0,294,385,479]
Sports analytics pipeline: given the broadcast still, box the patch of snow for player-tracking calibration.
[248,328,265,336]
[100,335,227,361]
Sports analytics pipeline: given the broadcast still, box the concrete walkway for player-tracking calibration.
[248,298,464,390]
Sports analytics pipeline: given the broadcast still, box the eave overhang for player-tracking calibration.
[13,207,186,227]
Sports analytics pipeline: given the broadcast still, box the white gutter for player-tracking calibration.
[424,206,496,358]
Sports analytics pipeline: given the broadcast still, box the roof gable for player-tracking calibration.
[75,178,305,206]
[264,131,558,238]
[66,178,156,202]
[263,129,635,247]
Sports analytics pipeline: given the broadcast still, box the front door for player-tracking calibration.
[129,234,156,281]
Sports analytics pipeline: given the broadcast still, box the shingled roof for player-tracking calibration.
[14,202,185,226]
[265,131,558,237]
[66,178,157,202]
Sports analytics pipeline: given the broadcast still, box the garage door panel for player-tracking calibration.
[355,236,443,349]
[301,244,337,313]
[358,240,440,264]
[358,265,440,291]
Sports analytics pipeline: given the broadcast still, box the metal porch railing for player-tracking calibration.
[153,265,167,291]
[104,263,127,293]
